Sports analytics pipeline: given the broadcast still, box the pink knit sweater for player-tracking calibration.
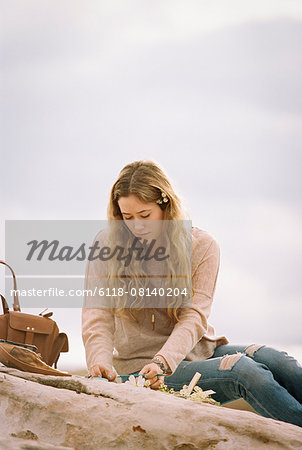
[82,226,228,376]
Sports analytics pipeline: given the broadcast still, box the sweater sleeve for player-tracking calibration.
[81,247,115,371]
[155,238,220,375]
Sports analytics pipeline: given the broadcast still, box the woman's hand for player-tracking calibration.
[89,363,116,381]
[139,362,165,389]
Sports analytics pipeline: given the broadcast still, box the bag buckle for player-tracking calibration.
[38,308,53,318]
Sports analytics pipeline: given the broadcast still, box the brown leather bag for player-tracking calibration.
[0,261,69,368]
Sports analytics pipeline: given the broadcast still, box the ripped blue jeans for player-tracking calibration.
[163,344,302,427]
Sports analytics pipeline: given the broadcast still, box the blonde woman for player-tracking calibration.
[82,160,302,427]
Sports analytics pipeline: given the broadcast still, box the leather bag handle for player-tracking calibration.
[0,261,21,312]
[1,294,9,315]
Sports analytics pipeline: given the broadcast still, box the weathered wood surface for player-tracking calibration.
[0,367,301,449]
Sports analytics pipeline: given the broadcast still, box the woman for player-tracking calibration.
[82,160,302,427]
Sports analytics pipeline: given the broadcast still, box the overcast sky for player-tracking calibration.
[1,1,301,369]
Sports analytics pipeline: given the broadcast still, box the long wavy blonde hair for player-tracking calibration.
[106,160,192,325]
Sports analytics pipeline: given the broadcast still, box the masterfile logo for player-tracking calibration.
[4,220,192,309]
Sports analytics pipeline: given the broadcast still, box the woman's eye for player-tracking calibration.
[124,214,150,220]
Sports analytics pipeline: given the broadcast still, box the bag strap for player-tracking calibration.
[0,294,9,315]
[0,261,21,312]
[51,333,69,368]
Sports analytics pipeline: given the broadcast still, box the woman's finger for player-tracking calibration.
[90,364,113,379]
[148,376,158,385]
[150,377,165,390]
[150,374,165,388]
[90,367,101,377]
[138,365,150,376]
[139,364,158,378]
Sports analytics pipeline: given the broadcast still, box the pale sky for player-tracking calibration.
[1,1,301,369]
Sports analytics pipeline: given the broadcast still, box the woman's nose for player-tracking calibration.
[133,220,145,231]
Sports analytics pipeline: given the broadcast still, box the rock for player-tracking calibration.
[0,435,73,449]
[0,366,301,449]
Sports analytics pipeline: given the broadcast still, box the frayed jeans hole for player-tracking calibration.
[218,352,244,371]
[244,344,265,358]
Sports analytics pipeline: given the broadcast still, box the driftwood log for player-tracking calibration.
[0,366,301,449]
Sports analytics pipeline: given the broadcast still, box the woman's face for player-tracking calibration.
[118,194,164,243]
